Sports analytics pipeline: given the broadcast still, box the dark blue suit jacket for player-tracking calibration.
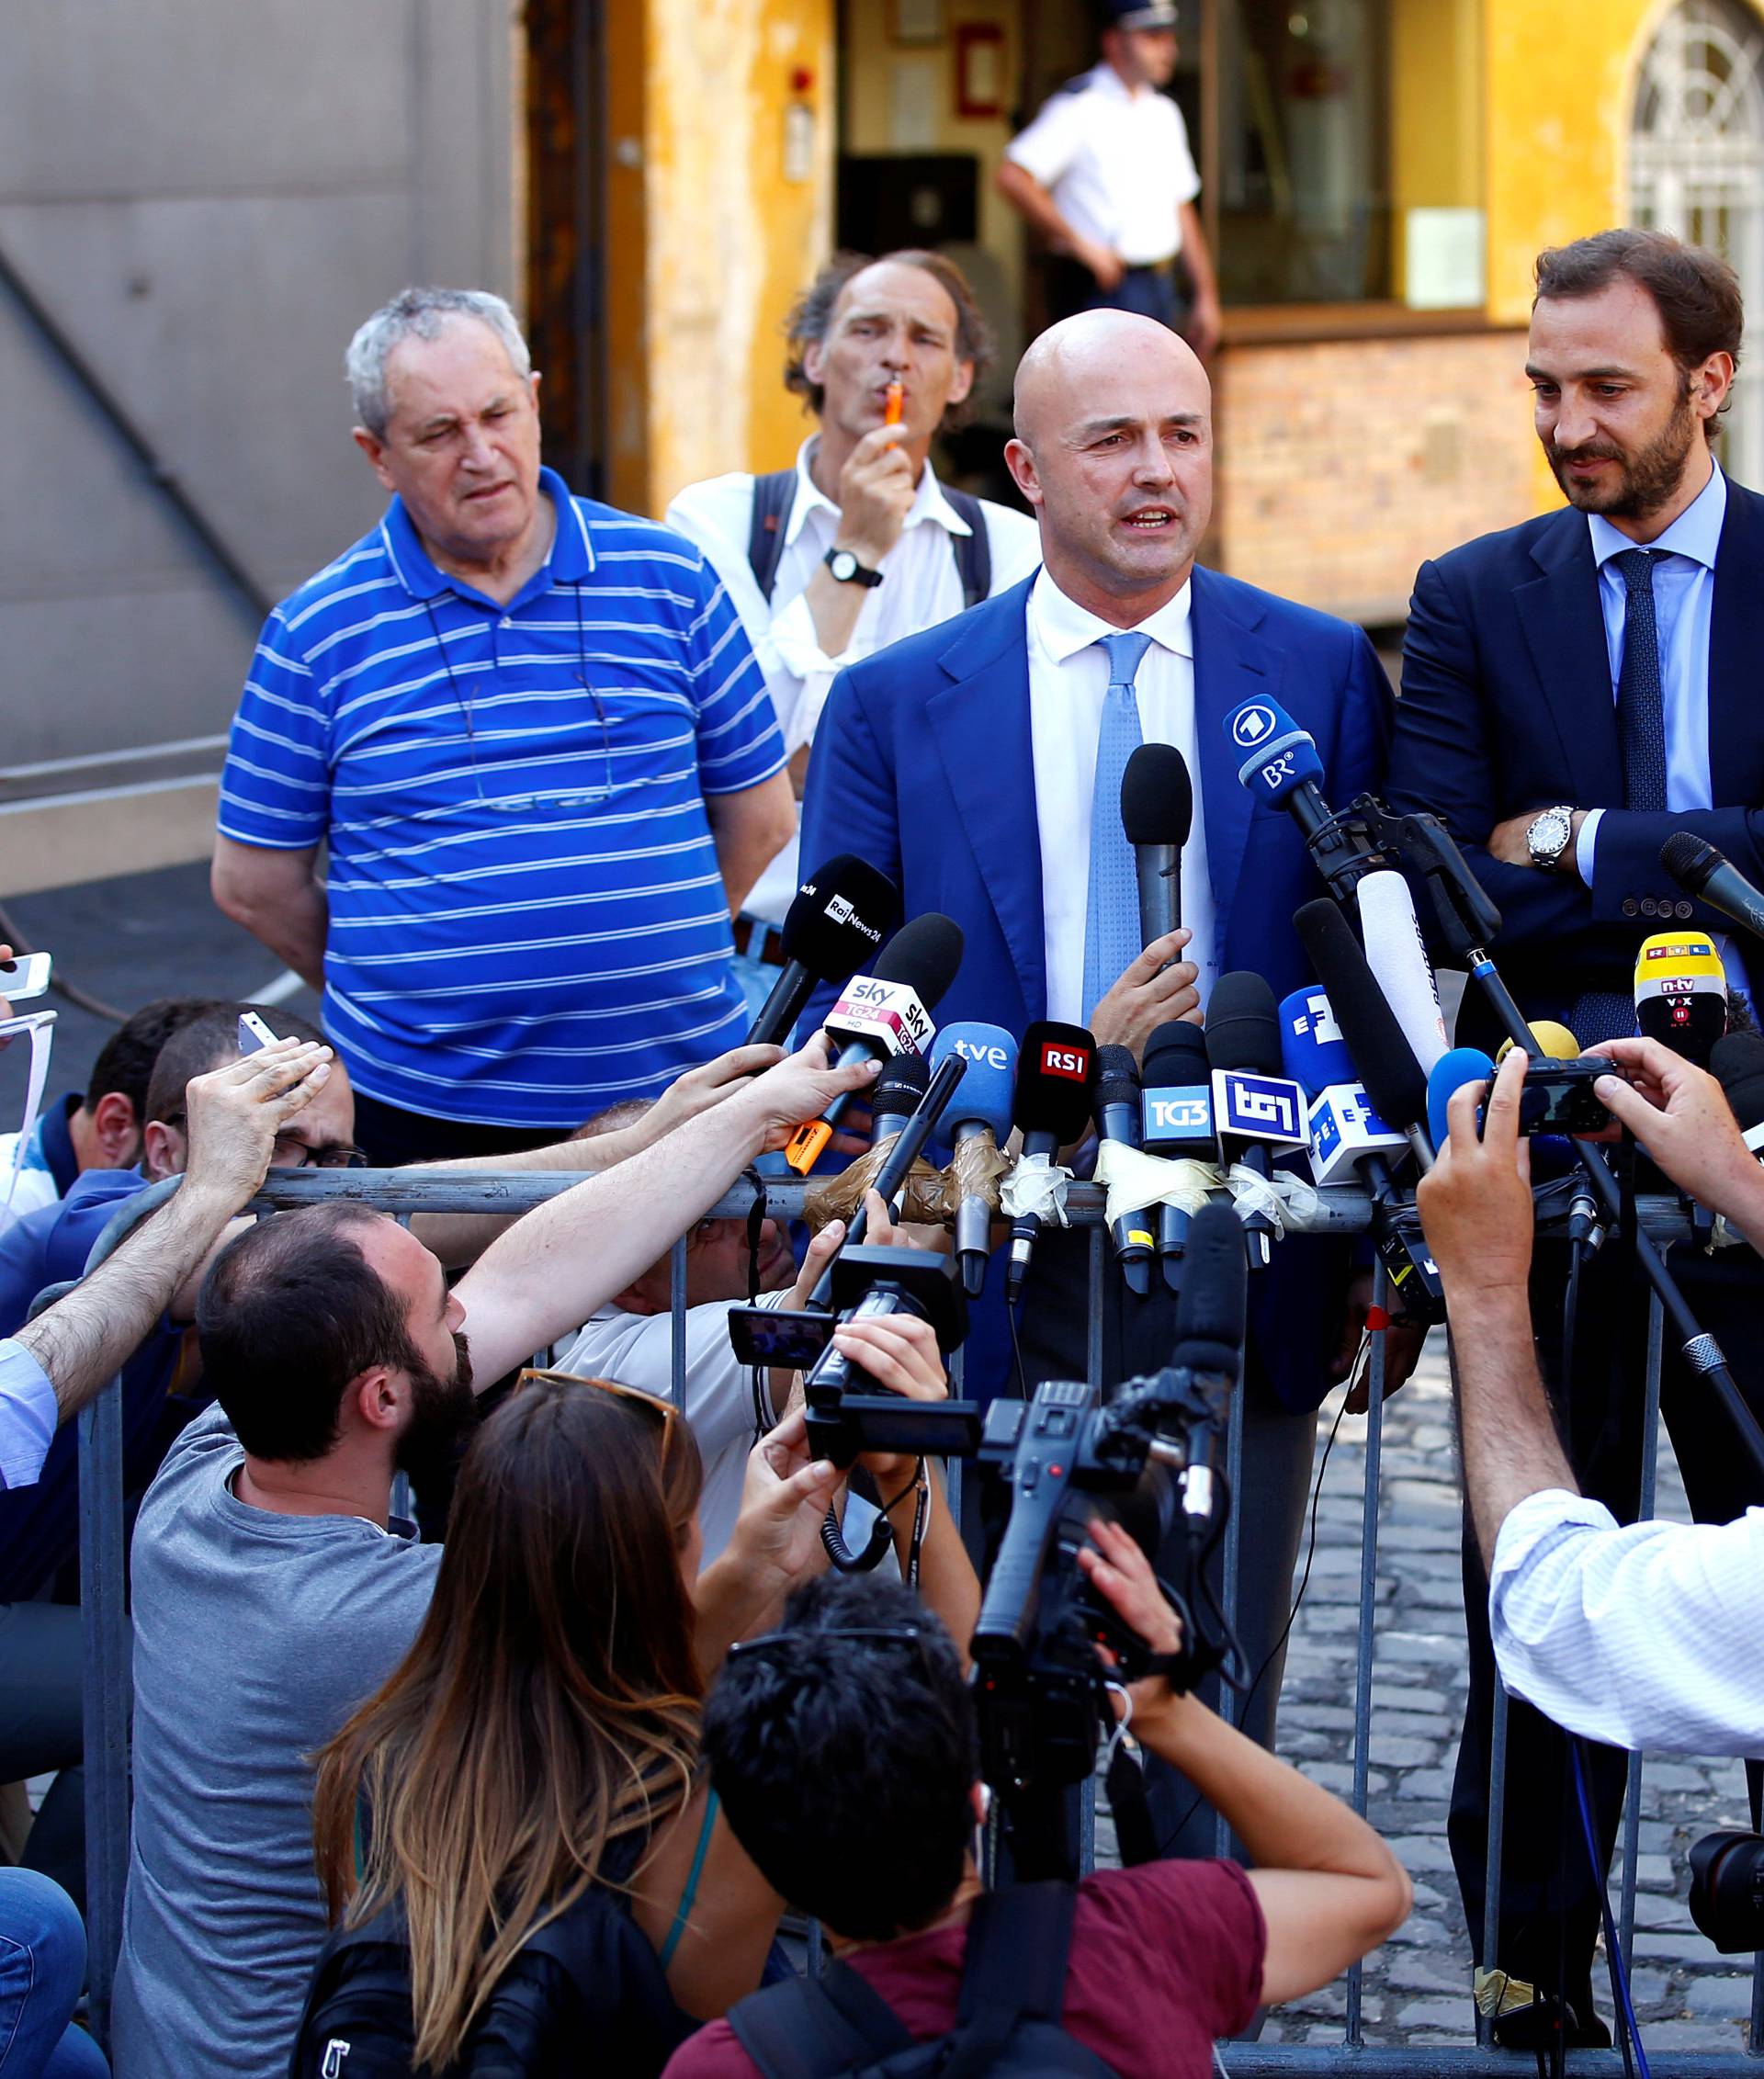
[1387,482,1764,1028]
[798,567,1393,1412]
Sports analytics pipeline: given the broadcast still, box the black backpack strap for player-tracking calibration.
[944,489,991,608]
[747,470,799,604]
[728,1960,914,2079]
[957,1882,1080,2028]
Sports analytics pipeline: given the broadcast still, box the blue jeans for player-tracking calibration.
[0,1870,107,2076]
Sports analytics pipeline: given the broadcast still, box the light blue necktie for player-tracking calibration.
[1082,630,1154,1021]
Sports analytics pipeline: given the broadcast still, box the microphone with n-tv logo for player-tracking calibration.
[1004,1022,1096,1305]
[1141,1020,1214,1289]
[930,1023,1018,1297]
[745,853,900,1047]
[1634,930,1727,1069]
[785,913,964,1175]
[1205,974,1307,1269]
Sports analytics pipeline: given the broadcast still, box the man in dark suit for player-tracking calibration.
[799,309,1404,1854]
[1387,227,1762,2048]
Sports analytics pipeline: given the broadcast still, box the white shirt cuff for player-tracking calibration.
[1490,1487,1615,1585]
[1574,807,1604,884]
[0,1339,60,1491]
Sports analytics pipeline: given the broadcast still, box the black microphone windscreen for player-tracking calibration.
[1712,1031,1764,1132]
[1204,971,1283,1076]
[1295,899,1428,1130]
[783,854,901,979]
[873,912,966,1010]
[1175,1200,1247,1355]
[1143,1019,1209,1086]
[873,1053,932,1123]
[1092,1043,1141,1111]
[1121,742,1193,849]
[1013,1022,1097,1138]
[1661,830,1721,893]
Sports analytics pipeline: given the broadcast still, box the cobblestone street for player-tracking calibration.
[1255,1331,1760,2055]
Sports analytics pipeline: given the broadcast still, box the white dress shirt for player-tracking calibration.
[1489,1486,1764,1755]
[0,1337,57,1491]
[1026,569,1217,1027]
[1003,63,1202,267]
[666,440,1043,923]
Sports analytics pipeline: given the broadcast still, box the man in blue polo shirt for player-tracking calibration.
[213,287,796,1164]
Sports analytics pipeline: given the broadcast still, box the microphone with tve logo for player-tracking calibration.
[784,913,965,1174]
[930,1023,1018,1296]
[745,853,900,1047]
[1141,1018,1216,1288]
[1205,972,1307,1268]
[1121,742,1192,949]
[1004,1022,1096,1305]
[1092,1043,1152,1294]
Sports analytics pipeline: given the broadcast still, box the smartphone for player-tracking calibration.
[0,954,51,1002]
[238,1011,282,1056]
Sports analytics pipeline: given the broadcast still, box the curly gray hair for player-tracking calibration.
[345,287,532,439]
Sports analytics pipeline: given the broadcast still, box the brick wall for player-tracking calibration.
[1214,328,1541,625]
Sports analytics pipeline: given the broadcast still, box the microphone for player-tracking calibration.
[784,913,965,1174]
[869,1056,931,1213]
[1004,1022,1096,1305]
[1226,695,1333,844]
[1170,1199,1247,1536]
[1204,972,1308,1269]
[1427,1047,1498,1154]
[746,853,900,1047]
[1280,986,1408,1189]
[1295,900,1433,1169]
[1495,1021,1581,1065]
[1121,742,1193,948]
[1141,1019,1215,1289]
[1713,1032,1764,1153]
[1356,868,1448,1075]
[1662,832,1764,944]
[1092,1044,1153,1294]
[1634,930,1727,1069]
[929,1023,1018,1298]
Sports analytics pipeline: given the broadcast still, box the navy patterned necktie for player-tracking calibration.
[1613,548,1667,811]
[1081,630,1154,1020]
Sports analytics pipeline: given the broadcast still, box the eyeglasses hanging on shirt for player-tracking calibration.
[423,584,615,812]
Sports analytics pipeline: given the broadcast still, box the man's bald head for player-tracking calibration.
[1005,312,1213,623]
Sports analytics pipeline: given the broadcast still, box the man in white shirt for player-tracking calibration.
[1419,1036,1764,1759]
[665,249,1040,1011]
[997,0,1221,356]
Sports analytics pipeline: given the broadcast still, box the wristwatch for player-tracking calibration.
[824,546,885,589]
[1526,805,1577,870]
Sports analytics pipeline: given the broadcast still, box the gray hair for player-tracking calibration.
[345,287,532,439]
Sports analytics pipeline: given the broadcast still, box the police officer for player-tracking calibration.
[997,0,1221,355]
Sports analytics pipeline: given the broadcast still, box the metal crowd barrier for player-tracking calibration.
[64,1169,1764,2067]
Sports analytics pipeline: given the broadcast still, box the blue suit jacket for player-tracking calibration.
[1387,484,1764,1029]
[798,567,1393,1412]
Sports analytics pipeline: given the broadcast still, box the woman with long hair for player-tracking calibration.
[309,1266,974,2075]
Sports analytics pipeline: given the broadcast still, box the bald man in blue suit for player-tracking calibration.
[800,311,1399,1859]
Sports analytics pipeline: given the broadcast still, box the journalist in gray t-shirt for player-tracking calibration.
[110,1405,441,2079]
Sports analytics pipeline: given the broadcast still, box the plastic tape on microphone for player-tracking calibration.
[1001,1152,1076,1226]
[1094,1140,1218,1223]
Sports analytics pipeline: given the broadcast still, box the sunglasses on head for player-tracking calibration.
[516,1368,684,1467]
[726,1625,925,1662]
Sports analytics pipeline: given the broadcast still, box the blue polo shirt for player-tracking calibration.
[219,470,785,1127]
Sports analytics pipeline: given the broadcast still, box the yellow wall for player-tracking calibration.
[641,0,836,511]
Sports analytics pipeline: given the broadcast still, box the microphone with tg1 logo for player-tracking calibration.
[1662,831,1764,946]
[1141,1019,1215,1290]
[1121,742,1193,949]
[929,1023,1018,1299]
[1004,1021,1096,1305]
[1092,1043,1153,1295]
[1295,899,1434,1170]
[746,853,900,1047]
[1204,973,1309,1270]
[784,912,965,1175]
[1634,930,1728,1069]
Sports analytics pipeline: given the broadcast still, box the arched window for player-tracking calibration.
[1630,0,1764,482]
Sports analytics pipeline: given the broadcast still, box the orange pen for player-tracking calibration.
[884,379,904,426]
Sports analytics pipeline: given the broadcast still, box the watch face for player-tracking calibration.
[830,551,856,581]
[1531,808,1569,857]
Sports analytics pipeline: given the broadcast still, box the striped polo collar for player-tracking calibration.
[380,466,594,604]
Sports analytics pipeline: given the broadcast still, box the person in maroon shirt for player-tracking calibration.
[667,1528,1411,2077]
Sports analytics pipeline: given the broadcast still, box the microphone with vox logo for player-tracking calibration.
[1205,973,1308,1269]
[1140,1020,1215,1289]
[784,912,964,1174]
[1004,1022,1096,1305]
[1121,742,1193,949]
[1634,930,1728,1069]
[929,1023,1018,1298]
[746,853,899,1047]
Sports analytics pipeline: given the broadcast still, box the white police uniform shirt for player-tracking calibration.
[667,439,1041,923]
[1004,62,1201,267]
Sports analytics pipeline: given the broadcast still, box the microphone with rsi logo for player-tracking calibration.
[1004,1022,1095,1305]
[1662,831,1764,945]
[1634,930,1728,1069]
[784,913,965,1174]
[1356,869,1448,1076]
[1279,986,1407,1189]
[1121,742,1193,948]
[1295,900,1433,1169]
[929,1023,1018,1298]
[1141,1019,1214,1288]
[745,853,900,1047]
[1092,1044,1153,1295]
[1205,974,1308,1269]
